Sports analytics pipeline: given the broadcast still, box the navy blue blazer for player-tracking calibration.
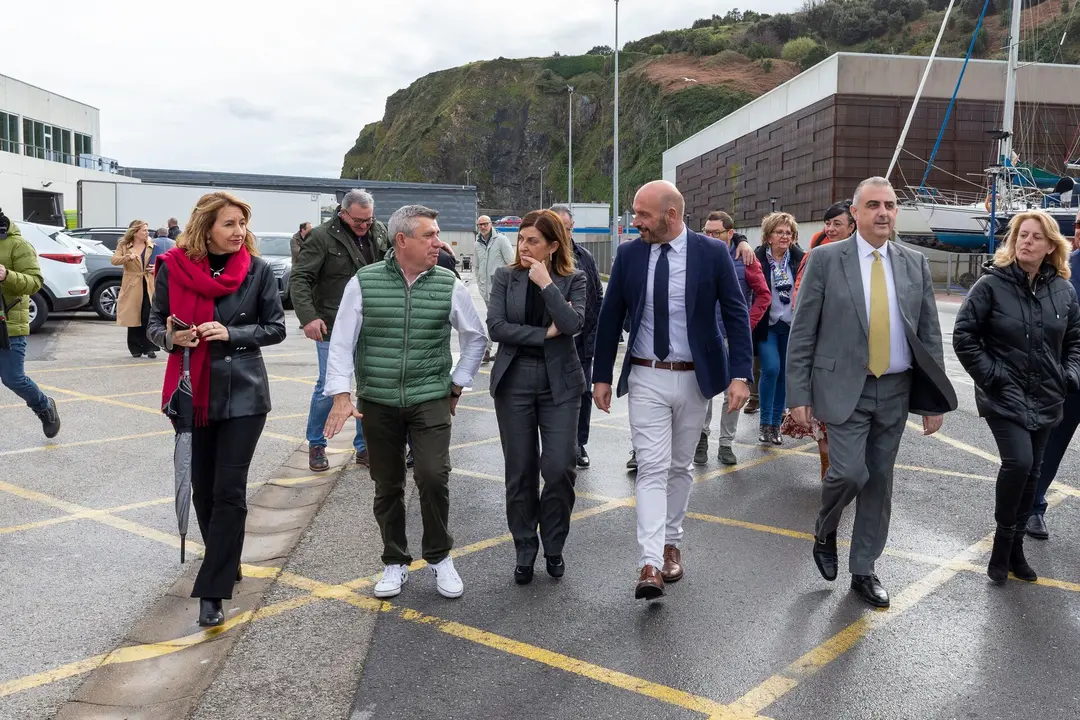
[592,230,754,398]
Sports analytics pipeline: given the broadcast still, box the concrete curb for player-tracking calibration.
[53,436,357,720]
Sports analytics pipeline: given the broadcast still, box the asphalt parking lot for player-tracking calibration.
[2,292,1080,720]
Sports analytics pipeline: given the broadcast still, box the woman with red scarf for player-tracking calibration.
[148,192,285,627]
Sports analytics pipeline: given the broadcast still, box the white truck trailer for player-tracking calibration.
[77,180,321,233]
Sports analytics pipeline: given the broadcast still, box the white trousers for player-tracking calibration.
[628,365,709,568]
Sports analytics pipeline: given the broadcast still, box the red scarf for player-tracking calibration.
[158,247,251,425]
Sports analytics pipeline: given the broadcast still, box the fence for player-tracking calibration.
[927,251,991,295]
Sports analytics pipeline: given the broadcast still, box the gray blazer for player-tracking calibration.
[487,266,587,406]
[786,236,952,425]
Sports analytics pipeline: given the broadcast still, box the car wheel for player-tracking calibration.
[28,293,49,333]
[92,279,122,320]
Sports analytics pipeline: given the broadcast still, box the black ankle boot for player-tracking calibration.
[514,565,534,585]
[987,526,1013,585]
[1009,528,1037,582]
[199,598,224,627]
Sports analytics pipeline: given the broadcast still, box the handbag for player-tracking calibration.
[0,298,15,351]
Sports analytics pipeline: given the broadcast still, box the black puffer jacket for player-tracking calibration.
[953,261,1080,430]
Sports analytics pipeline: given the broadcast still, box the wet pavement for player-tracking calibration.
[2,290,1079,720]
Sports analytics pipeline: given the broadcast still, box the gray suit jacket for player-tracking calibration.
[786,236,954,425]
[487,266,587,406]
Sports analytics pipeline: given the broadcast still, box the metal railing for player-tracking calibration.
[0,141,119,173]
[927,252,991,294]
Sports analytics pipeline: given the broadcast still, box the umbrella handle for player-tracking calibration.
[180,535,186,564]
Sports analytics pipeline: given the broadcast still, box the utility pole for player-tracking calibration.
[567,85,575,208]
[465,169,471,186]
[611,0,620,258]
[540,167,544,208]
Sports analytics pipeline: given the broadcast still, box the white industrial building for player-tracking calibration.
[0,73,137,226]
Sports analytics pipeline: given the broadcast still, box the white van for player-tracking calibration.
[14,221,90,332]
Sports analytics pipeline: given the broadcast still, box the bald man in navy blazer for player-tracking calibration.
[593,181,753,599]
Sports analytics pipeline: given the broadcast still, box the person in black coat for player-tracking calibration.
[148,192,286,627]
[953,209,1080,586]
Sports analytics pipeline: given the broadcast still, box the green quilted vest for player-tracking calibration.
[354,253,456,408]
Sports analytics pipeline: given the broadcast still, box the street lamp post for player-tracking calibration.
[465,169,471,186]
[540,166,544,208]
[611,0,620,258]
[567,85,574,208]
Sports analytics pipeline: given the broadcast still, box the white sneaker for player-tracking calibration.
[373,564,409,598]
[429,556,464,598]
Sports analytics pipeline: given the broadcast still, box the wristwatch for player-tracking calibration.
[733,378,748,383]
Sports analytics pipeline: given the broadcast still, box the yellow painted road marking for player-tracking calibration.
[729,493,1072,717]
[26,351,310,375]
[451,468,622,504]
[907,421,999,464]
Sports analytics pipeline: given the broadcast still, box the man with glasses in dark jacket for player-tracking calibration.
[550,204,603,468]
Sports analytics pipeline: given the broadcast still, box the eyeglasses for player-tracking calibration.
[703,229,728,238]
[343,210,374,226]
[477,222,491,228]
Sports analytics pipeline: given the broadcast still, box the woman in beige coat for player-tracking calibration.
[111,220,160,358]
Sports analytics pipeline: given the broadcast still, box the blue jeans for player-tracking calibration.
[757,321,790,427]
[0,336,49,413]
[306,340,365,452]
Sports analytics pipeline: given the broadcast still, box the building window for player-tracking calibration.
[20,118,83,164]
[75,133,92,159]
[0,111,17,153]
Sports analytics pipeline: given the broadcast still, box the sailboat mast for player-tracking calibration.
[1000,0,1022,167]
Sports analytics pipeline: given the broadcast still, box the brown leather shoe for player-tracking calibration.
[634,564,665,599]
[309,445,329,472]
[355,450,370,467]
[819,449,830,481]
[661,545,684,583]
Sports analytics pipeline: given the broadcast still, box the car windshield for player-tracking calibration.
[258,235,292,257]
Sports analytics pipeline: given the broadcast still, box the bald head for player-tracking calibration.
[632,180,686,244]
[477,215,492,237]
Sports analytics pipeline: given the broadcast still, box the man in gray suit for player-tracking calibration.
[787,176,955,608]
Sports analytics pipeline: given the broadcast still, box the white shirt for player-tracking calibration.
[855,233,912,375]
[324,272,488,397]
[632,226,691,362]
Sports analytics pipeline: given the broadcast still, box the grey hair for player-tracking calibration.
[852,177,895,207]
[341,189,374,212]
[388,204,439,241]
[548,203,573,219]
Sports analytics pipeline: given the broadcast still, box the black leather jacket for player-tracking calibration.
[147,256,286,422]
[954,261,1080,430]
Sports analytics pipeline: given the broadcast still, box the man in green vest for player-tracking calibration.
[0,210,60,437]
[324,204,487,600]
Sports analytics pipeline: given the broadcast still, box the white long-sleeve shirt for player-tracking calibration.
[324,273,488,398]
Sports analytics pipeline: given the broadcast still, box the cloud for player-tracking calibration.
[222,97,276,122]
[2,0,803,177]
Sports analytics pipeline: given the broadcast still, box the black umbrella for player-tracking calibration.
[164,348,193,563]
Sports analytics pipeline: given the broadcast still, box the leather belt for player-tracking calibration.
[631,357,695,371]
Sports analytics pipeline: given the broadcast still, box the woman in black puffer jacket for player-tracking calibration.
[954,210,1080,586]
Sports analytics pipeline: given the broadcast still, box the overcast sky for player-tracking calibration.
[6,0,801,178]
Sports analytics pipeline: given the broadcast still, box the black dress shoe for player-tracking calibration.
[514,565,534,585]
[145,350,157,359]
[198,598,224,627]
[813,532,838,581]
[576,446,590,468]
[545,555,565,578]
[235,566,243,583]
[850,574,890,608]
[1026,513,1049,541]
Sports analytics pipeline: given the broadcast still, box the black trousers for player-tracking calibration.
[1034,391,1080,515]
[986,417,1052,532]
[127,289,158,356]
[577,359,593,448]
[191,414,266,599]
[494,356,579,566]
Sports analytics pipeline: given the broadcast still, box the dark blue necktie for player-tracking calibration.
[654,244,671,361]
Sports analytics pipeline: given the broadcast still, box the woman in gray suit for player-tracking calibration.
[488,209,587,585]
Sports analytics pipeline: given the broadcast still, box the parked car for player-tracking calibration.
[65,227,127,252]
[255,232,293,309]
[50,230,123,320]
[15,222,90,332]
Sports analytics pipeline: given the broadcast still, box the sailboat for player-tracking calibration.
[892,0,1079,253]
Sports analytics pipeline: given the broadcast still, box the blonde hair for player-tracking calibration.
[117,219,148,252]
[177,192,260,261]
[994,210,1071,279]
[760,212,799,247]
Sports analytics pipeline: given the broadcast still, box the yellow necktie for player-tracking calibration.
[868,250,890,377]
